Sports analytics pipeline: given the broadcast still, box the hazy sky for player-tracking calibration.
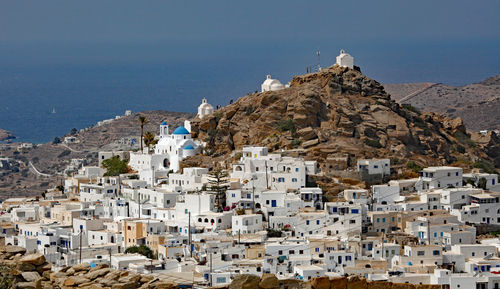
[1,0,499,84]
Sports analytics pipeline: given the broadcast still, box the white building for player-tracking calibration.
[357,159,390,176]
[129,122,201,182]
[420,166,463,191]
[261,75,285,92]
[336,49,354,69]
[232,214,263,235]
[197,98,214,119]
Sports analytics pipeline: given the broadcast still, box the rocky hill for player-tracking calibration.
[190,65,499,173]
[385,76,500,131]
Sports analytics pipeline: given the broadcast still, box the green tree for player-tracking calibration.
[143,131,157,153]
[52,137,61,144]
[102,156,129,176]
[208,167,229,212]
[138,116,149,153]
[125,245,154,259]
[70,128,78,135]
[56,185,64,192]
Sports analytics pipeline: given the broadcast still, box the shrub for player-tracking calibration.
[406,161,423,173]
[52,137,61,144]
[267,228,283,238]
[402,104,421,114]
[453,131,475,147]
[278,118,296,135]
[125,245,154,259]
[58,150,71,158]
[456,144,466,154]
[364,139,382,148]
[291,139,302,148]
[474,159,495,174]
[102,156,130,176]
[245,106,255,115]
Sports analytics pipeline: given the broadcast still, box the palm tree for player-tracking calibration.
[143,131,157,153]
[138,116,149,152]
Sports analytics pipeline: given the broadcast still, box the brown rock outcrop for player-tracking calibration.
[189,65,497,178]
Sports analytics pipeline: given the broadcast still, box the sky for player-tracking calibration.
[0,0,499,85]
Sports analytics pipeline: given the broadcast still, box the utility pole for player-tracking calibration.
[138,193,141,219]
[209,252,213,287]
[188,211,192,258]
[238,229,241,244]
[265,161,269,189]
[252,177,255,213]
[381,232,385,259]
[150,259,153,274]
[108,247,112,268]
[427,219,431,245]
[79,228,83,264]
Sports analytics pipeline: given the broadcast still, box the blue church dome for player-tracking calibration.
[173,126,190,135]
[184,145,195,150]
[161,121,167,125]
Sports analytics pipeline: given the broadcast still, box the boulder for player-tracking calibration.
[392,284,416,289]
[347,275,367,289]
[21,271,41,282]
[111,282,139,289]
[3,246,27,255]
[310,276,330,289]
[297,127,317,141]
[15,281,38,289]
[85,268,111,280]
[63,276,91,286]
[330,277,347,289]
[229,274,260,289]
[259,273,279,289]
[19,254,46,266]
[367,281,390,289]
[72,262,91,272]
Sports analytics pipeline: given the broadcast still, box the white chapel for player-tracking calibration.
[197,98,214,119]
[336,49,354,69]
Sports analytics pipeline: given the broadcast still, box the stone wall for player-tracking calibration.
[0,245,177,289]
[0,245,442,289]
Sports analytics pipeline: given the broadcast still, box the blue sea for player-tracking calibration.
[0,40,498,143]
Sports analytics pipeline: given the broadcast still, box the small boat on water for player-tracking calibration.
[51,108,56,114]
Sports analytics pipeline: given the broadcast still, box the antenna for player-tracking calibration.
[317,50,321,71]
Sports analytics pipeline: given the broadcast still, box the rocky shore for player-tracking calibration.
[0,129,15,142]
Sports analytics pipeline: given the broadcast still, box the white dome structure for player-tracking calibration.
[336,49,354,69]
[261,75,285,92]
[197,98,214,119]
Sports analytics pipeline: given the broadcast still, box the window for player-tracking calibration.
[316,220,320,225]
[472,252,475,257]
[351,209,359,214]
[278,250,283,255]
[433,250,440,256]
[417,251,425,256]
[216,277,226,284]
[315,248,320,252]
[306,220,310,225]
[289,250,295,255]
